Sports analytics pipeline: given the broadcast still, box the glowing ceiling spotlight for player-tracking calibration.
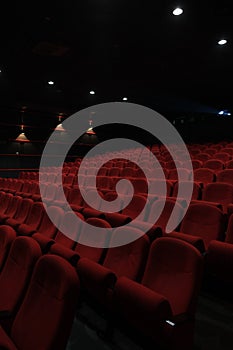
[173,8,184,16]
[218,39,227,45]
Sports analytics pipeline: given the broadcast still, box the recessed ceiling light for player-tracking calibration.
[48,81,54,85]
[89,90,95,95]
[123,97,128,101]
[173,8,183,16]
[218,39,227,45]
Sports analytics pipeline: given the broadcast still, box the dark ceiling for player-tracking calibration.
[0,0,232,124]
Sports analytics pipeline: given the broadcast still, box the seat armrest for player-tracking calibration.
[49,243,79,266]
[32,232,55,253]
[165,232,205,253]
[77,258,117,290]
[113,276,172,322]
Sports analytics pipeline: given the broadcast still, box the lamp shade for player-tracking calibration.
[15,132,30,143]
[55,123,66,131]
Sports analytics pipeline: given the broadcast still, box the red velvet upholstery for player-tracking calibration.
[0,255,80,350]
[0,193,14,216]
[225,214,233,243]
[74,218,111,262]
[5,198,33,229]
[17,202,46,236]
[217,169,233,186]
[0,226,16,272]
[37,205,64,238]
[0,196,22,224]
[112,237,203,349]
[194,168,215,185]
[77,227,150,304]
[206,240,233,281]
[173,181,201,200]
[0,237,41,328]
[204,159,224,171]
[203,182,233,213]
[175,203,225,250]
[54,211,84,248]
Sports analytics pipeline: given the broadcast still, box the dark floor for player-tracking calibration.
[66,288,233,350]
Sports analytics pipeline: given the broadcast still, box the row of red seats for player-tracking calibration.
[21,157,233,179]
[1,185,233,347]
[0,186,232,262]
[2,175,233,217]
[0,206,203,349]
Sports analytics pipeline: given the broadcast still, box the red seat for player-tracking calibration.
[74,218,111,262]
[49,218,111,265]
[7,180,23,195]
[0,196,22,224]
[0,255,80,350]
[36,205,64,238]
[0,193,14,217]
[77,227,150,305]
[216,169,233,186]
[0,226,16,273]
[195,153,210,162]
[148,179,173,200]
[21,182,40,198]
[17,202,46,236]
[206,215,233,282]
[170,203,225,251]
[194,168,216,185]
[203,159,224,172]
[131,178,148,195]
[42,184,59,204]
[203,182,233,213]
[168,168,191,181]
[214,152,231,162]
[226,160,233,169]
[113,237,203,349]
[5,199,34,229]
[15,181,32,197]
[173,181,202,200]
[67,187,84,211]
[53,211,84,249]
[130,198,184,238]
[0,237,41,331]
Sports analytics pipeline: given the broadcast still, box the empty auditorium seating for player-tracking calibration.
[0,255,80,350]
